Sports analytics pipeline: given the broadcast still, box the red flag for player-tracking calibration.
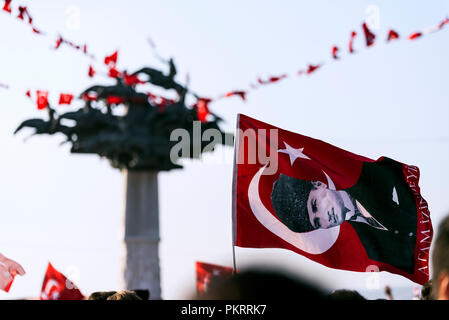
[108,66,121,78]
[2,0,11,13]
[362,22,376,47]
[124,72,145,86]
[40,263,84,300]
[88,65,96,78]
[55,36,64,49]
[331,46,339,59]
[196,262,234,295]
[232,114,432,285]
[17,6,27,20]
[408,32,422,40]
[194,98,212,122]
[438,17,449,30]
[106,95,125,105]
[306,64,321,75]
[257,74,288,85]
[81,92,97,101]
[36,90,48,110]
[3,274,15,293]
[25,90,31,98]
[104,50,118,66]
[387,30,400,41]
[59,93,74,105]
[225,91,247,101]
[147,92,176,112]
[31,26,42,34]
[349,31,357,53]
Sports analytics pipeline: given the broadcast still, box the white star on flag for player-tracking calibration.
[278,142,311,165]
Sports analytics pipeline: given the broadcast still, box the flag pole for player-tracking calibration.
[231,114,240,275]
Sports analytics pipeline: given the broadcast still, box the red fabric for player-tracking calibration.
[32,26,42,34]
[81,93,97,101]
[331,46,339,59]
[1,269,15,293]
[106,95,125,105]
[233,114,432,285]
[104,50,118,66]
[88,65,96,78]
[36,90,48,110]
[306,64,321,74]
[387,30,400,41]
[124,73,145,86]
[194,98,212,122]
[108,66,121,78]
[3,274,15,292]
[349,31,357,53]
[2,0,11,13]
[196,262,234,295]
[40,263,84,300]
[257,74,288,85]
[58,93,74,105]
[147,92,176,111]
[17,6,27,20]
[55,36,64,49]
[225,91,247,101]
[362,22,376,47]
[408,32,422,40]
[25,90,31,98]
[438,18,449,30]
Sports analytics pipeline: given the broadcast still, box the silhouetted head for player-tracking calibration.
[201,268,326,300]
[88,290,143,300]
[327,289,366,300]
[271,174,347,233]
[421,280,433,300]
[432,214,449,299]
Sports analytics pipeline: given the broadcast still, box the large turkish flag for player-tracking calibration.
[232,114,432,285]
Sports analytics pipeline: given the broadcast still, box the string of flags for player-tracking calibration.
[1,0,448,120]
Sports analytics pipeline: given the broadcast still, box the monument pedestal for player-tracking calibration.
[121,170,161,299]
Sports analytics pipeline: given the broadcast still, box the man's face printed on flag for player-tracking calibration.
[306,181,346,229]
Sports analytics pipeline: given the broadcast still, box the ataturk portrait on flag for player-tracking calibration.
[232,114,432,285]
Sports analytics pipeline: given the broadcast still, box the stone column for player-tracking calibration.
[121,170,161,299]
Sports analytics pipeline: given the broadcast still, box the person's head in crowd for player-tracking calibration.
[107,290,142,300]
[421,280,433,300]
[88,291,117,300]
[432,214,449,300]
[384,285,393,300]
[327,289,366,300]
[199,267,327,300]
[88,290,143,300]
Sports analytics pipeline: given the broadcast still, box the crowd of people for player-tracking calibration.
[1,213,449,300]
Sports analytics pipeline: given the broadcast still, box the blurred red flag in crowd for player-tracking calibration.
[58,93,74,105]
[0,269,15,293]
[36,90,48,110]
[233,114,433,285]
[196,262,234,295]
[40,262,84,300]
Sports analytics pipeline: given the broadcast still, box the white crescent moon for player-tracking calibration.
[248,165,340,255]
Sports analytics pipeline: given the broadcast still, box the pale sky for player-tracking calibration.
[1,0,449,299]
